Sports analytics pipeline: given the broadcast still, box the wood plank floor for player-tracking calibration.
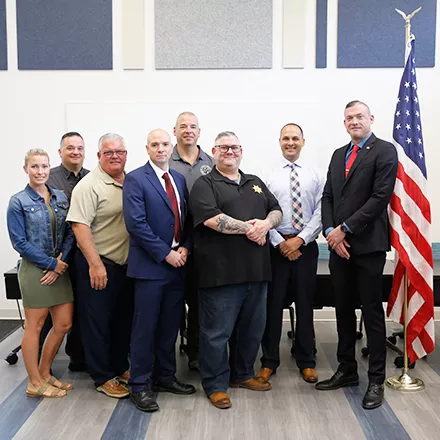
[1,321,440,440]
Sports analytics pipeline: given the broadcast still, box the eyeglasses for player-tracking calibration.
[214,145,242,153]
[101,150,127,157]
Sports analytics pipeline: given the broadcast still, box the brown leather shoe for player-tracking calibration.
[96,378,129,398]
[301,368,318,383]
[208,392,232,409]
[255,367,273,383]
[230,378,272,391]
[117,370,130,385]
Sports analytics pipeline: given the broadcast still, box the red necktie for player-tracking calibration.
[345,145,360,178]
[162,172,181,243]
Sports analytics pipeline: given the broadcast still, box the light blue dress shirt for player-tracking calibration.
[260,157,325,247]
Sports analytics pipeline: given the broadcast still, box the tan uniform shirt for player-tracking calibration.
[67,166,129,265]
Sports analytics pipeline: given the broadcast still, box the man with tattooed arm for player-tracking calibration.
[189,131,282,410]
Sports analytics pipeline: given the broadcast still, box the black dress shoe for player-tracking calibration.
[315,370,359,390]
[68,359,88,372]
[188,359,200,372]
[130,391,160,412]
[152,379,196,395]
[362,384,384,410]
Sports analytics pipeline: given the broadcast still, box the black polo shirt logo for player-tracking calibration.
[253,185,263,194]
[200,165,212,175]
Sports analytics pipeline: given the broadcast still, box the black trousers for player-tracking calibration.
[183,254,199,360]
[38,249,85,362]
[75,250,133,387]
[329,251,387,384]
[261,241,318,371]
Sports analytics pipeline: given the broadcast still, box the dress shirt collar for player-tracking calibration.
[149,160,169,179]
[280,155,303,169]
[60,163,86,179]
[350,133,372,149]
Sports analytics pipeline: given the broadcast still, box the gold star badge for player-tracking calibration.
[253,185,262,194]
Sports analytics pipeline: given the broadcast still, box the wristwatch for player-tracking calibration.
[340,223,350,234]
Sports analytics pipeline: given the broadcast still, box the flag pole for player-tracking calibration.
[385,7,425,392]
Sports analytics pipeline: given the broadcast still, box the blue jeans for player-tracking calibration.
[199,282,267,396]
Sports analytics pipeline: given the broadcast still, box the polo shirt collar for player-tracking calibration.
[172,145,208,163]
[97,165,124,187]
[211,166,254,185]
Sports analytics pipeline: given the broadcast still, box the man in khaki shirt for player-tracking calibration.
[67,133,133,399]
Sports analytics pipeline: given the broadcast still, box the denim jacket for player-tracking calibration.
[7,184,74,271]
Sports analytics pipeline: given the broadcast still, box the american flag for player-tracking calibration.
[387,37,434,363]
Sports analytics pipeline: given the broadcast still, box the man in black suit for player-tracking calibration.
[315,101,398,410]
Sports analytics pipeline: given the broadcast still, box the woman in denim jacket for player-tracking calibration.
[7,149,75,398]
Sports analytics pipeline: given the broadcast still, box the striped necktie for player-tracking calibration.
[290,164,304,230]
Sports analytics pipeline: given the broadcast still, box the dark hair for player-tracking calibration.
[345,100,371,114]
[60,131,84,147]
[214,131,237,142]
[279,123,304,138]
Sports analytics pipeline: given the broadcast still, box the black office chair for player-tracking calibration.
[4,267,24,365]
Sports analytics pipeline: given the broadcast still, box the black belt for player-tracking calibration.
[100,255,126,268]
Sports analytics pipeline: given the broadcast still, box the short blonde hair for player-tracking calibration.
[24,149,50,166]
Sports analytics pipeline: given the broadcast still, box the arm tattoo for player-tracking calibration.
[216,214,250,234]
[266,210,283,229]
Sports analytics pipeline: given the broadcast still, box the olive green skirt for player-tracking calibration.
[18,259,73,309]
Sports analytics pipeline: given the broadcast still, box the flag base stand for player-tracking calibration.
[385,372,425,391]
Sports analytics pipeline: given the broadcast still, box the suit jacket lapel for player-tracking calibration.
[344,134,376,183]
[144,162,174,214]
[337,144,351,188]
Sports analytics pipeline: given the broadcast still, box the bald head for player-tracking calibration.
[174,111,201,149]
[146,128,173,170]
[147,128,170,145]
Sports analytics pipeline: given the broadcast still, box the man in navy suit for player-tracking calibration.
[123,129,196,413]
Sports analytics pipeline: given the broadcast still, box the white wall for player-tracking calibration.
[1,0,439,316]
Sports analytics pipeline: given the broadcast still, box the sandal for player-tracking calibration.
[26,382,67,398]
[47,375,73,391]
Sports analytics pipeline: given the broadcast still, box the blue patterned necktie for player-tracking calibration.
[290,164,304,230]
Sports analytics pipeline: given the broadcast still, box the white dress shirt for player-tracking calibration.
[149,160,182,247]
[260,156,325,247]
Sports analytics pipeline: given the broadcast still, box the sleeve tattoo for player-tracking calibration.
[215,214,250,234]
[266,210,283,229]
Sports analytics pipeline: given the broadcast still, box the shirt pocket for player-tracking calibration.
[22,205,44,246]
[22,204,44,222]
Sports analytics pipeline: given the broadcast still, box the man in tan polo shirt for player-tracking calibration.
[67,133,133,399]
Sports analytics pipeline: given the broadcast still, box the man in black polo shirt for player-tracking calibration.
[40,132,89,371]
[190,131,282,410]
[170,111,215,372]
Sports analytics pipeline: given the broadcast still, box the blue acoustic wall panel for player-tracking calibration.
[316,0,328,68]
[17,0,112,70]
[338,0,436,68]
[155,0,272,69]
[0,0,6,70]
